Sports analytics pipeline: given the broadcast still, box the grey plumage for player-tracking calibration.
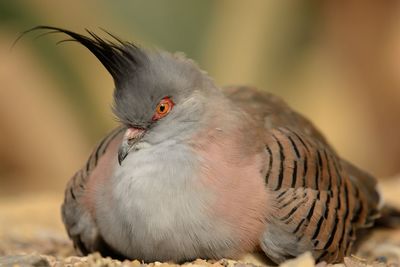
[22,26,381,264]
[112,49,215,129]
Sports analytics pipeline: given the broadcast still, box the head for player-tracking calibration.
[28,26,222,164]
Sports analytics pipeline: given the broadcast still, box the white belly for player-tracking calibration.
[94,141,238,262]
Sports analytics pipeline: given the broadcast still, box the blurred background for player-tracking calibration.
[1,0,400,198]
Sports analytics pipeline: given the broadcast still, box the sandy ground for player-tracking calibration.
[1,176,400,267]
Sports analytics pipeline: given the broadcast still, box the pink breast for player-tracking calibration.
[193,128,270,255]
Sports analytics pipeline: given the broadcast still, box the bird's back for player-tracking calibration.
[223,85,380,263]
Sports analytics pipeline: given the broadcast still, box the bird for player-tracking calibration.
[24,26,381,264]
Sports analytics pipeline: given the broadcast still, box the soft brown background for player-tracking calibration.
[1,0,400,198]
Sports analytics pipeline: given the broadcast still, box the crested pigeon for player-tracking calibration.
[26,26,381,264]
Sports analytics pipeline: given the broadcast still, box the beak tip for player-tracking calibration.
[117,127,145,166]
[117,147,128,166]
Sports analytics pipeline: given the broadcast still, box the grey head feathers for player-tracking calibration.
[21,26,217,129]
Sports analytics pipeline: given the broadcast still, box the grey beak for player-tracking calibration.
[118,138,132,165]
[118,128,146,165]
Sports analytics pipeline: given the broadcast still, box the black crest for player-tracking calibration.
[16,25,146,86]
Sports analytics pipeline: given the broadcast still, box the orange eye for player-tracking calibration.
[156,102,170,115]
[152,97,174,121]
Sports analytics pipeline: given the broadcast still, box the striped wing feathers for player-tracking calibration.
[264,128,375,263]
[224,85,378,263]
[62,126,125,255]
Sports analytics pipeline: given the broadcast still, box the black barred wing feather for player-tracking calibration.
[262,128,379,263]
[61,126,125,256]
[224,85,379,263]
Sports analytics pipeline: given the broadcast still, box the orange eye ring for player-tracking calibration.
[152,97,174,121]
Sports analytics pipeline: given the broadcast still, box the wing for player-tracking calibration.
[61,126,126,257]
[224,86,380,263]
[223,85,330,146]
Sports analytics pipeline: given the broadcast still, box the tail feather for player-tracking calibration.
[341,159,381,227]
[374,205,400,228]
